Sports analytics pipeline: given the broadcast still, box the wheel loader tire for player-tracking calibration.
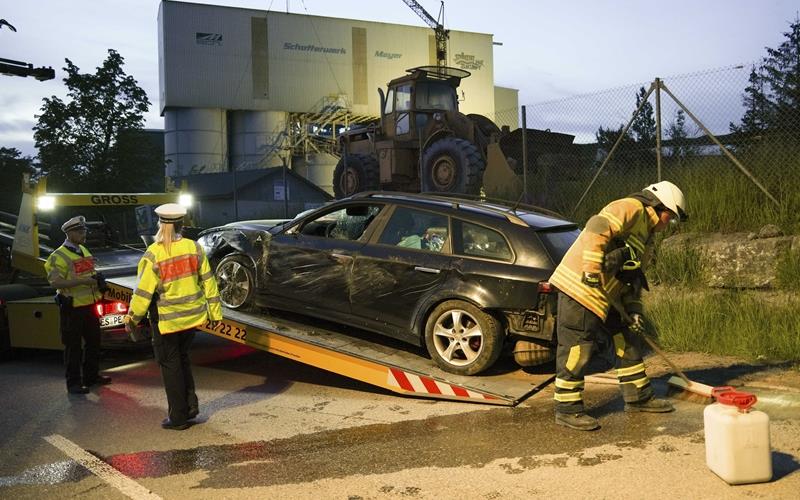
[333,153,380,199]
[421,137,485,195]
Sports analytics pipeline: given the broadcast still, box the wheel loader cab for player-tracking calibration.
[382,73,461,140]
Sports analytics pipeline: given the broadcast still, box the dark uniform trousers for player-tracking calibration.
[151,321,198,424]
[60,304,101,387]
[554,291,654,414]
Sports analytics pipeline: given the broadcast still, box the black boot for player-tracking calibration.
[555,412,600,431]
[625,397,674,413]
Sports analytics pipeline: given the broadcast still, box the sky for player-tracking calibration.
[1,0,798,157]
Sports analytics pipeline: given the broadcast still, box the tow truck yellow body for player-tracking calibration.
[0,175,191,351]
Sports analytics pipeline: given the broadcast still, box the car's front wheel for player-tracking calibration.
[215,255,255,310]
[424,300,503,375]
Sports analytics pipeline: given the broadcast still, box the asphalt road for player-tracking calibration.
[1,333,798,499]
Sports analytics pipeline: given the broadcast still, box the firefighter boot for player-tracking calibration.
[625,397,675,413]
[555,412,600,431]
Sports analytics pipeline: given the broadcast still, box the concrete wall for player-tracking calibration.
[159,1,497,117]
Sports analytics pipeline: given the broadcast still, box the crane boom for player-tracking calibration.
[402,0,438,29]
[402,0,448,69]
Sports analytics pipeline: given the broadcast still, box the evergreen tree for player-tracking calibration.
[729,65,774,137]
[33,49,162,192]
[667,110,695,160]
[762,20,800,133]
[631,86,656,147]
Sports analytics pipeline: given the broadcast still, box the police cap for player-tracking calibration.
[154,203,187,223]
[61,215,87,233]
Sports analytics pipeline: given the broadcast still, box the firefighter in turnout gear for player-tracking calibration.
[124,203,222,430]
[45,216,112,394]
[550,181,688,431]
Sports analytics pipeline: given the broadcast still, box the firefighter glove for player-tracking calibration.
[629,313,647,336]
[582,272,602,288]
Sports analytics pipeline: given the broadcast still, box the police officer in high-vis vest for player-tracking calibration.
[124,203,222,430]
[549,181,688,431]
[45,216,112,394]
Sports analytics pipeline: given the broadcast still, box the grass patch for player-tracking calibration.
[554,139,800,235]
[645,289,800,362]
[647,243,706,287]
[776,248,800,290]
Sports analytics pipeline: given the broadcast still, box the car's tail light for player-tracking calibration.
[538,281,553,294]
[95,301,128,316]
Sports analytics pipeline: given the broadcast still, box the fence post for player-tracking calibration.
[655,77,662,182]
[521,105,528,202]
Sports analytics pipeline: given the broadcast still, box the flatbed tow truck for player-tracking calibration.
[2,177,553,406]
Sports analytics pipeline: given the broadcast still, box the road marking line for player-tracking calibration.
[44,434,162,500]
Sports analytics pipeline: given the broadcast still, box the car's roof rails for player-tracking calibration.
[350,191,539,227]
[420,192,567,220]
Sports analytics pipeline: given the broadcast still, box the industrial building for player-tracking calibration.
[158,0,518,198]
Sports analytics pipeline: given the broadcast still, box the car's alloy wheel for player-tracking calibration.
[215,255,255,310]
[424,300,503,375]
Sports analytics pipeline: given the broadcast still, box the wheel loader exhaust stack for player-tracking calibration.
[333,65,523,199]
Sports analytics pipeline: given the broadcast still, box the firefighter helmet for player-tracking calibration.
[644,181,687,222]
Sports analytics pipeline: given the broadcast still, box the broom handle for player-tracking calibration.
[611,301,693,386]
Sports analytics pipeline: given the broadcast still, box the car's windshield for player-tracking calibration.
[538,228,580,264]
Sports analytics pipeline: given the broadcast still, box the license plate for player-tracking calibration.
[100,313,125,329]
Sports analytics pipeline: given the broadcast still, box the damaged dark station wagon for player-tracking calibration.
[197,192,579,375]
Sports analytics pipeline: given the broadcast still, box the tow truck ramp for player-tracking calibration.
[107,277,553,406]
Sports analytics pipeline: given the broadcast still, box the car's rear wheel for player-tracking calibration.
[424,300,503,375]
[215,255,255,310]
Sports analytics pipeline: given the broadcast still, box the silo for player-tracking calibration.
[292,152,337,195]
[164,108,227,177]
[229,110,288,171]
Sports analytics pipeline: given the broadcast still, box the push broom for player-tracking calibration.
[610,300,715,402]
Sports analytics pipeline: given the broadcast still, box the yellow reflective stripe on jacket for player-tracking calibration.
[128,238,222,334]
[195,241,223,322]
[44,245,98,307]
[550,197,658,321]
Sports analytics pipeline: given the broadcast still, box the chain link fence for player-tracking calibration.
[488,63,799,233]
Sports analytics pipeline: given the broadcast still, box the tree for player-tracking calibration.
[667,110,695,161]
[0,147,35,212]
[631,86,656,147]
[729,65,773,138]
[594,124,637,170]
[33,49,163,192]
[762,20,800,132]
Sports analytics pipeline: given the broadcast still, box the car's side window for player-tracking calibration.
[377,206,449,253]
[299,204,382,241]
[456,220,513,261]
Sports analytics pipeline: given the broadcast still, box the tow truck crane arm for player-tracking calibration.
[0,18,55,81]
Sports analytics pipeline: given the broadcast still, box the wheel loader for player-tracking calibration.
[333,66,522,199]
